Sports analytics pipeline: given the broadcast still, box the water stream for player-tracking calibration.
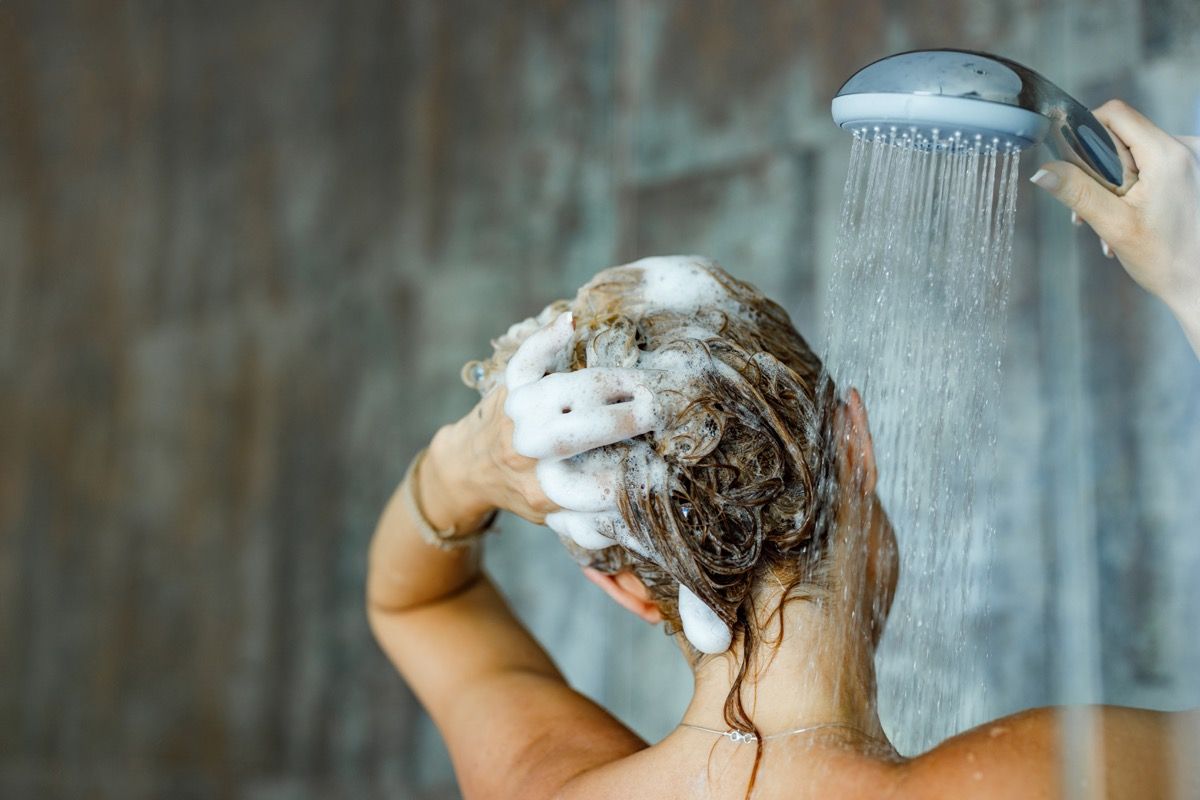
[822,130,1022,754]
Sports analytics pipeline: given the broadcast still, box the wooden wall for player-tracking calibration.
[2,1,1197,797]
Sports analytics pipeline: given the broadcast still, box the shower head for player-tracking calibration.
[832,49,1137,195]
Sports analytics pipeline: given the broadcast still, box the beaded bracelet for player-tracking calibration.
[403,448,498,551]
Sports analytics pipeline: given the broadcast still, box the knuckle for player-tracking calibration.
[1063,179,1090,212]
[1103,219,1132,249]
[524,488,554,514]
[501,446,525,469]
[1107,212,1142,249]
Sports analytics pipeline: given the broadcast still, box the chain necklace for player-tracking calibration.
[678,721,883,746]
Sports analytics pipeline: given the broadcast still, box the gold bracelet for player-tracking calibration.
[403,448,498,551]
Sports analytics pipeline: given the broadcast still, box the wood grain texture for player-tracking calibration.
[1,1,1197,797]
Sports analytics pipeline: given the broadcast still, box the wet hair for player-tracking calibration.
[465,258,841,793]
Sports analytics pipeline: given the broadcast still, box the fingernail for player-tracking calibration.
[1071,211,1082,227]
[1030,168,1061,190]
[1101,240,1114,259]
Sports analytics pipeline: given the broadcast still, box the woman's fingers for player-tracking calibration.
[1093,99,1175,163]
[1030,160,1135,247]
[506,367,664,459]
[1027,99,1200,356]
[545,510,617,549]
[536,450,621,512]
[545,510,657,561]
[505,311,574,390]
[505,368,656,417]
[536,438,667,512]
[1030,99,1165,246]
[509,389,658,459]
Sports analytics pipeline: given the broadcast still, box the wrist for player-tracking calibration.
[1163,280,1200,323]
[1160,283,1200,354]
[420,425,496,530]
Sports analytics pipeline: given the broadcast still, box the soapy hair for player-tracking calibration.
[464,259,841,794]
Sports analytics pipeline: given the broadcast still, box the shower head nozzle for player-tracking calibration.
[831,49,1137,195]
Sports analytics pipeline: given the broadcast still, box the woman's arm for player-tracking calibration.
[1030,100,1200,357]
[367,315,658,799]
[367,393,648,799]
[365,401,535,615]
[367,312,579,617]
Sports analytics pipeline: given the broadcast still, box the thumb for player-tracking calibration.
[1030,160,1130,242]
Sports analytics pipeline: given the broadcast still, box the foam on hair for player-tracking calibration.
[464,255,838,659]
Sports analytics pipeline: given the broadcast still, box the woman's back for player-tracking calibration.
[559,705,1188,800]
[559,731,910,800]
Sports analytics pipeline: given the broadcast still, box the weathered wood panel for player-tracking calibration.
[1,1,1197,797]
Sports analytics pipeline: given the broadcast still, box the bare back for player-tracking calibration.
[557,706,1186,800]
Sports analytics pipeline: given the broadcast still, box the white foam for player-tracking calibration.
[678,584,732,654]
[624,255,734,315]
[504,311,574,390]
[499,256,746,655]
[501,316,540,344]
[544,510,662,562]
[507,371,660,460]
[536,449,621,512]
[545,510,617,550]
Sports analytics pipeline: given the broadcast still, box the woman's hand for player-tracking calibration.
[1030,100,1199,299]
[422,310,663,529]
[1030,100,1200,352]
[425,386,560,527]
[419,312,576,527]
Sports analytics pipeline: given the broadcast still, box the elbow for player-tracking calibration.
[364,570,418,620]
[365,594,392,644]
[364,585,417,650]
[365,570,485,621]
[364,582,392,640]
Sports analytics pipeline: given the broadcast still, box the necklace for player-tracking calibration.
[678,721,882,745]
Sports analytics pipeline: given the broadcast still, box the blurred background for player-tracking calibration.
[2,1,1199,798]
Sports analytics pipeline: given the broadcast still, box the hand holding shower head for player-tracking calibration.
[832,49,1138,195]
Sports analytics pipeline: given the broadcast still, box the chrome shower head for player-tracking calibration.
[832,49,1137,195]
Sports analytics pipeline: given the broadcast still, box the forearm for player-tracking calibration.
[366,424,497,613]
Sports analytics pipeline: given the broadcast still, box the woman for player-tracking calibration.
[367,100,1199,799]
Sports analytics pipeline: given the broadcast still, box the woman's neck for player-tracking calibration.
[679,593,886,742]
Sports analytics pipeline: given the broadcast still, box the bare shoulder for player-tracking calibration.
[556,707,1193,800]
[892,708,1061,799]
[895,706,1189,800]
